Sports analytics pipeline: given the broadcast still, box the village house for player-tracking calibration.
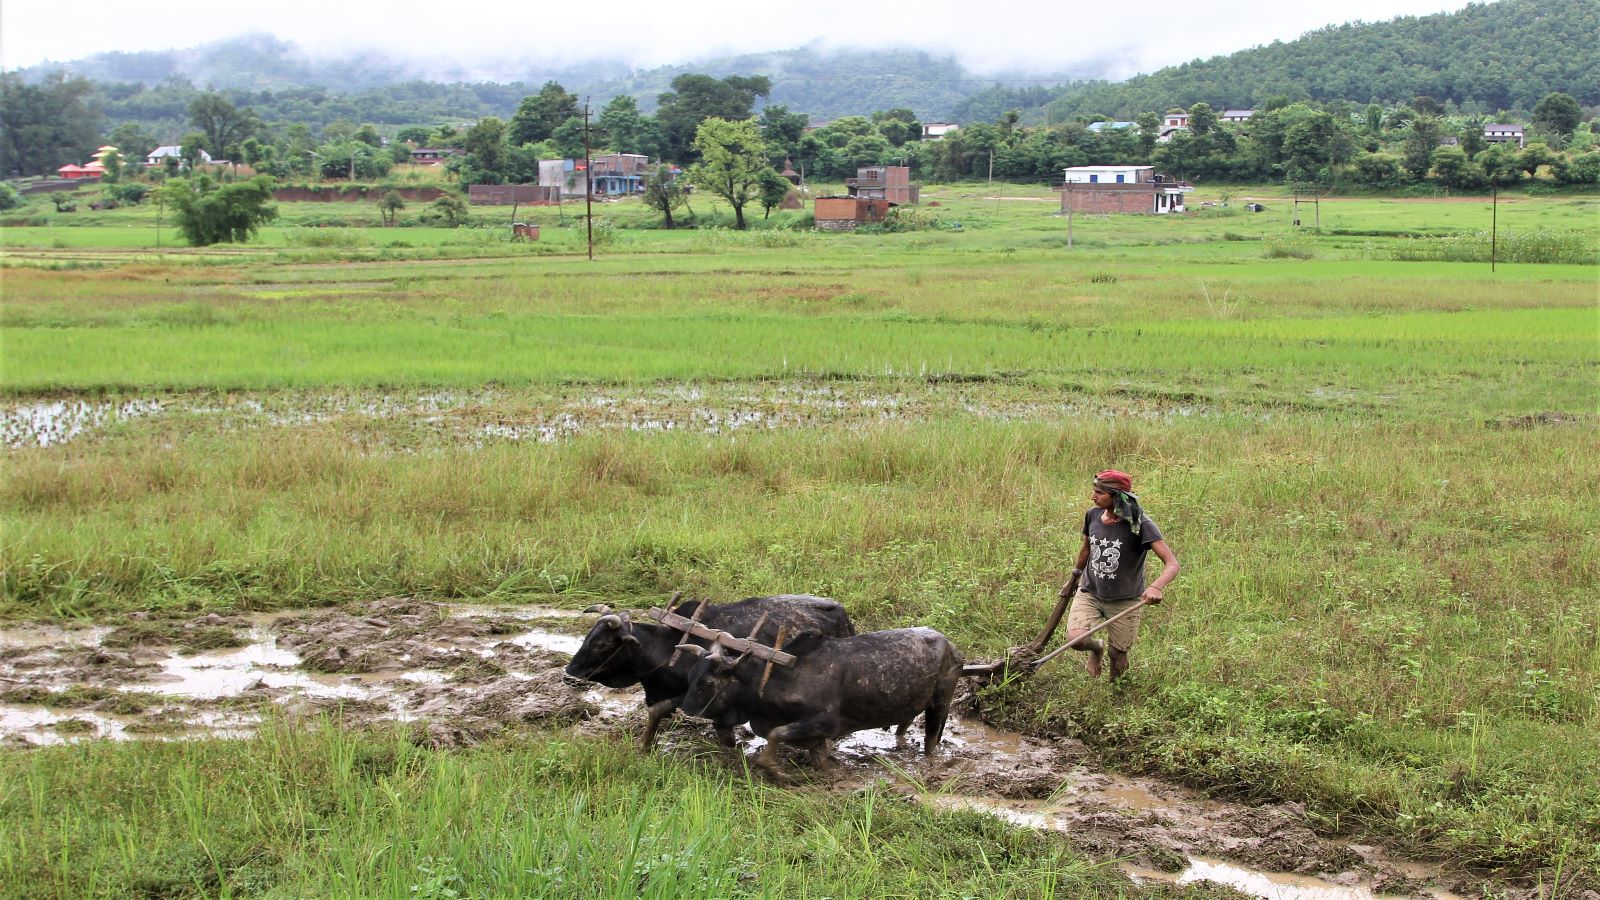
[1163,110,1190,129]
[1483,124,1525,148]
[1087,121,1136,133]
[813,197,891,231]
[921,122,958,140]
[146,145,213,167]
[538,159,589,198]
[1059,165,1191,215]
[845,165,919,205]
[409,147,458,165]
[588,153,651,195]
[1220,109,1256,123]
[56,145,122,179]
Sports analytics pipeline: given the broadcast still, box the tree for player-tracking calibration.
[458,117,510,184]
[641,164,688,229]
[509,81,579,146]
[188,92,260,160]
[1477,144,1523,187]
[396,126,433,144]
[107,123,158,163]
[1188,102,1219,135]
[1402,116,1442,181]
[421,193,469,227]
[0,184,21,212]
[1429,146,1485,190]
[0,72,101,176]
[760,105,810,162]
[686,117,771,229]
[1518,144,1556,177]
[1531,92,1581,138]
[757,168,791,219]
[161,174,278,246]
[1136,111,1162,153]
[872,107,921,147]
[352,124,384,148]
[598,95,659,157]
[656,74,771,162]
[379,190,405,226]
[99,149,124,183]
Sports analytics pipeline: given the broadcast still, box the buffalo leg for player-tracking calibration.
[641,698,678,749]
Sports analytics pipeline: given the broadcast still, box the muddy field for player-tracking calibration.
[0,598,1515,900]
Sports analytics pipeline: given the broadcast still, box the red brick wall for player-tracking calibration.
[1060,186,1155,214]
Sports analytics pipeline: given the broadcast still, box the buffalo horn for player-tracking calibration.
[584,603,614,615]
[598,614,623,630]
[674,643,706,658]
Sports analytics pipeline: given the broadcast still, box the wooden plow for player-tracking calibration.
[961,572,1148,683]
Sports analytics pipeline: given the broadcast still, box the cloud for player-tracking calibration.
[2,0,1475,78]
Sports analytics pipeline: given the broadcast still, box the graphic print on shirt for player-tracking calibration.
[1089,535,1123,580]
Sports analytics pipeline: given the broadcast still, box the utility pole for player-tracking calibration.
[1065,182,1073,247]
[583,100,594,261]
[1491,188,1498,273]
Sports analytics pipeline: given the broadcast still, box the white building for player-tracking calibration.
[146,145,212,166]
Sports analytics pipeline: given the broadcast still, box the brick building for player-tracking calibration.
[814,197,890,231]
[846,165,919,205]
[1059,165,1192,215]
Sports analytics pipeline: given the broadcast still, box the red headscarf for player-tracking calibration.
[1094,469,1133,492]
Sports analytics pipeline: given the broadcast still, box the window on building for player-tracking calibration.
[1089,174,1099,183]
[1116,174,1125,183]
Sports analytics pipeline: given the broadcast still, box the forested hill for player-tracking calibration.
[579,48,1095,120]
[1039,0,1598,120]
[16,38,1088,124]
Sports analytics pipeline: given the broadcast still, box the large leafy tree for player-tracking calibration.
[598,96,659,157]
[1531,92,1581,138]
[188,92,261,160]
[686,117,772,230]
[508,81,579,146]
[656,74,771,163]
[641,164,688,229]
[161,175,278,246]
[0,72,101,176]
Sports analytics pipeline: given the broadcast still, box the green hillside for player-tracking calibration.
[1041,0,1598,119]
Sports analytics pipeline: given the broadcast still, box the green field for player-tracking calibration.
[2,184,1597,897]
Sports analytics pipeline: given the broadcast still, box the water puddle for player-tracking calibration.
[2,382,1235,449]
[1,399,162,448]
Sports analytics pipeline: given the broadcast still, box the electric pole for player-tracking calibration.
[583,100,594,261]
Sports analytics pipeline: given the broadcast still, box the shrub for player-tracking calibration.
[1262,236,1316,259]
[0,184,20,211]
[160,175,278,246]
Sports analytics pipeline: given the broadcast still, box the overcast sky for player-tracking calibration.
[3,0,1477,79]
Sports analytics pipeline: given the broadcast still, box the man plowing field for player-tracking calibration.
[1059,469,1181,679]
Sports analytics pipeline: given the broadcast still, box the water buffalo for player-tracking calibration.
[679,626,964,779]
[564,595,854,748]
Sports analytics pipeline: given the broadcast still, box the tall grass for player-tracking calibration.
[1384,229,1598,264]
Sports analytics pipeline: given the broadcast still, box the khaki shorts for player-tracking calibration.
[1065,589,1145,653]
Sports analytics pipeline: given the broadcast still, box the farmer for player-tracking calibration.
[1060,469,1180,679]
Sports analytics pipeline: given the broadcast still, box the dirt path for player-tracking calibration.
[0,599,1504,899]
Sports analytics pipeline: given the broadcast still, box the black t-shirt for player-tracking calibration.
[1081,509,1164,601]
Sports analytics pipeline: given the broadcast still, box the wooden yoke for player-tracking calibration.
[647,607,797,667]
[665,593,701,667]
[758,625,787,697]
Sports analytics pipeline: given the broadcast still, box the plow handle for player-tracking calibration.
[1029,597,1150,669]
[1027,571,1082,654]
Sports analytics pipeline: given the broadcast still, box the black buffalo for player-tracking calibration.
[679,626,964,778]
[564,595,854,748]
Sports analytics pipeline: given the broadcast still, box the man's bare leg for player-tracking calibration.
[1108,648,1130,680]
[1065,629,1104,677]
